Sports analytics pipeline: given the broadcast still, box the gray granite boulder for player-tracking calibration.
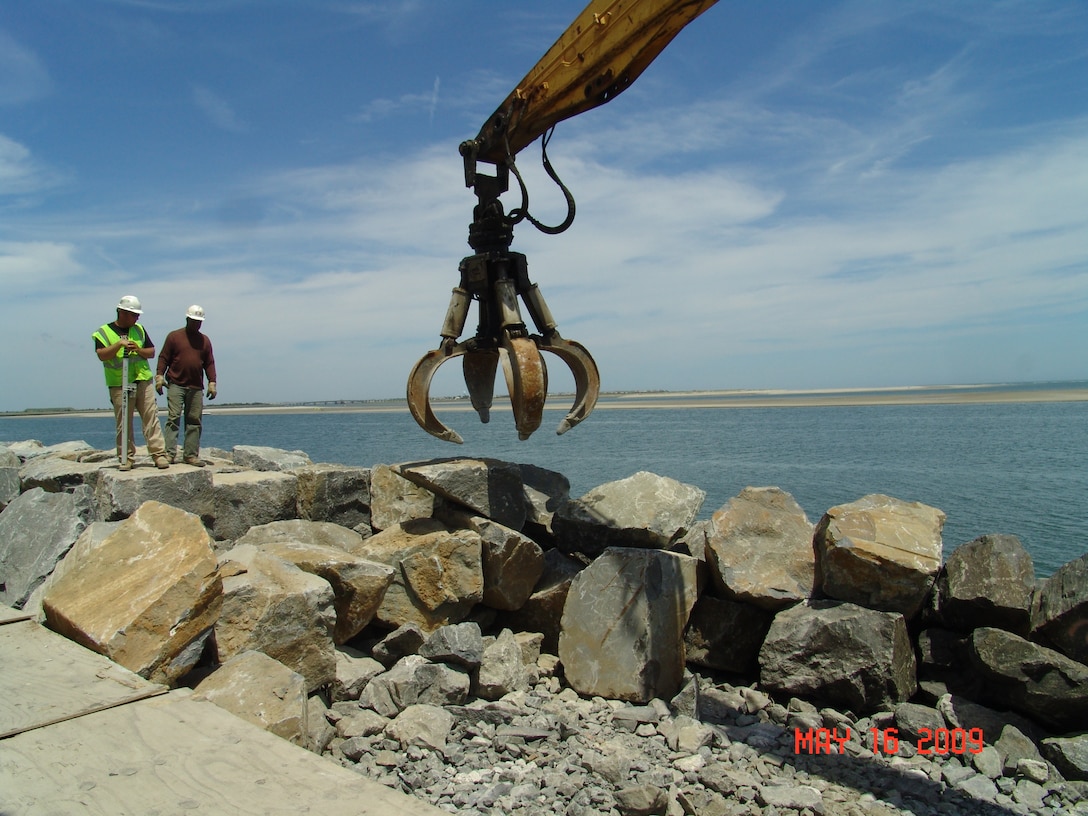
[553,471,706,559]
[293,463,371,529]
[969,626,1088,731]
[559,547,701,703]
[1032,552,1088,666]
[759,600,917,713]
[232,444,313,472]
[937,534,1035,635]
[0,485,95,608]
[395,458,527,531]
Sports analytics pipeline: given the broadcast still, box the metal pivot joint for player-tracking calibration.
[407,151,599,444]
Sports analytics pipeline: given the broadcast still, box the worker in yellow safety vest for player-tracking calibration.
[93,295,170,470]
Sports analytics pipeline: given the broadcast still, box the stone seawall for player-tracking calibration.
[1,438,1087,815]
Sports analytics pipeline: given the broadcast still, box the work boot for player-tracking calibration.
[154,455,170,469]
[119,460,133,472]
[184,456,205,467]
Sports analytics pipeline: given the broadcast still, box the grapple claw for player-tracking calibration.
[501,335,548,441]
[538,333,600,435]
[406,344,466,444]
[462,347,499,423]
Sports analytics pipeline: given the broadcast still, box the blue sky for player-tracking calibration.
[2,0,1087,413]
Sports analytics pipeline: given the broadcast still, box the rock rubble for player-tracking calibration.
[2,438,1087,815]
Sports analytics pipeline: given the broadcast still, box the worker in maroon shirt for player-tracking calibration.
[155,305,218,466]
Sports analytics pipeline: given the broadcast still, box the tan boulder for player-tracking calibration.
[706,487,815,611]
[253,540,394,643]
[42,500,222,685]
[370,464,437,531]
[815,494,944,617]
[439,509,544,611]
[350,518,483,632]
[215,544,337,691]
[194,650,310,746]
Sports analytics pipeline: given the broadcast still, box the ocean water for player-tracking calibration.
[3,394,1086,579]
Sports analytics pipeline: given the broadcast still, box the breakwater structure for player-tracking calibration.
[1,438,1087,816]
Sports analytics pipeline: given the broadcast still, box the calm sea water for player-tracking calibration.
[3,392,1085,579]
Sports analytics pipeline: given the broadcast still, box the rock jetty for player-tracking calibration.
[2,439,1087,816]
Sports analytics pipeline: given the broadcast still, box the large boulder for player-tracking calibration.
[0,445,19,508]
[42,500,222,685]
[559,547,701,703]
[293,463,371,529]
[94,466,215,525]
[438,509,544,611]
[236,518,364,552]
[1031,553,1088,665]
[245,540,394,643]
[17,454,103,494]
[936,534,1035,635]
[194,650,310,746]
[369,464,438,532]
[495,548,585,654]
[350,518,483,632]
[968,626,1088,731]
[0,485,95,608]
[232,445,312,472]
[234,520,389,643]
[209,470,299,541]
[759,600,917,713]
[814,494,944,618]
[684,593,773,676]
[395,458,527,531]
[553,472,706,559]
[23,521,121,622]
[215,544,338,691]
[518,463,570,536]
[704,487,815,611]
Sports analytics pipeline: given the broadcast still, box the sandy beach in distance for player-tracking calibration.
[4,383,1085,420]
[8,383,1085,419]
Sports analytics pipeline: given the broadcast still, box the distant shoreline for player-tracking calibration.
[5,383,1086,419]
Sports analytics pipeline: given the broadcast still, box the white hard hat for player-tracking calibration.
[186,304,205,321]
[116,295,142,315]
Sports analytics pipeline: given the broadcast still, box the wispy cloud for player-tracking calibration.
[0,29,51,105]
[192,85,247,133]
[0,134,64,196]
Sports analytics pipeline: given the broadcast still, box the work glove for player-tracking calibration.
[154,375,165,395]
[207,382,217,400]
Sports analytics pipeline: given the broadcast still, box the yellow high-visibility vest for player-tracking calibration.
[93,323,152,387]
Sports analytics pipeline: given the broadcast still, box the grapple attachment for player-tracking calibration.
[407,251,599,443]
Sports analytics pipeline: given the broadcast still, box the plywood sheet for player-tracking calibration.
[1,690,443,815]
[0,604,32,624]
[0,619,165,739]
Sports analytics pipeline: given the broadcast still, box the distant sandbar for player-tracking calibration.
[7,384,1085,419]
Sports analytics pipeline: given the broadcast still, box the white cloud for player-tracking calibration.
[0,134,64,195]
[0,30,51,105]
[192,85,247,133]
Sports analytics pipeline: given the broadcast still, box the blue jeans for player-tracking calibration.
[164,383,204,460]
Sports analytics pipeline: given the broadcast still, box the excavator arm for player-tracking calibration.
[407,0,719,443]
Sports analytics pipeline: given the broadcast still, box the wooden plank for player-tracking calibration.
[0,619,166,739]
[0,604,32,624]
[0,690,445,815]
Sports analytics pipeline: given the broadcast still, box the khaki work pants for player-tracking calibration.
[108,379,166,463]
